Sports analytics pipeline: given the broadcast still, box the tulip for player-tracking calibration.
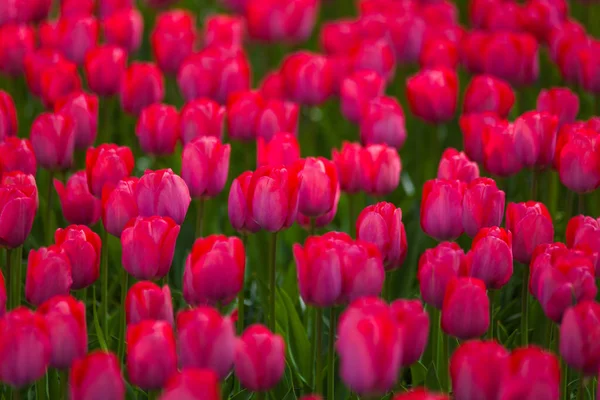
[258,70,285,100]
[0,307,50,387]
[499,346,560,400]
[356,202,408,271]
[280,52,334,106]
[351,39,396,82]
[555,126,600,193]
[84,45,127,97]
[296,183,338,229]
[450,340,509,400]
[513,111,559,168]
[25,246,72,306]
[56,16,99,65]
[180,99,225,144]
[160,369,221,400]
[406,67,458,124]
[135,103,179,156]
[0,172,37,248]
[204,14,245,49]
[151,10,196,74]
[390,299,429,367]
[127,320,177,390]
[98,0,133,18]
[226,91,263,141]
[177,307,235,379]
[442,277,489,339]
[386,14,427,64]
[0,137,36,176]
[536,87,579,127]
[0,271,5,317]
[86,144,135,198]
[120,62,164,116]
[101,177,139,238]
[340,71,385,124]
[332,142,362,194]
[463,75,515,118]
[38,295,87,369]
[257,133,299,168]
[40,58,82,109]
[506,201,554,264]
[577,43,600,95]
[134,169,189,224]
[23,49,64,97]
[292,157,338,218]
[567,216,600,270]
[55,225,101,290]
[30,112,75,171]
[183,235,245,306]
[460,112,507,164]
[360,96,407,150]
[320,19,359,56]
[300,396,323,400]
[419,38,459,70]
[337,297,401,395]
[126,281,173,326]
[0,24,35,76]
[480,32,539,86]
[38,19,59,50]
[0,90,17,141]
[483,122,523,177]
[418,242,464,309]
[246,0,318,43]
[181,137,231,199]
[421,179,465,241]
[462,178,506,238]
[560,301,600,376]
[228,171,260,234]
[54,171,101,226]
[256,100,299,142]
[465,227,513,289]
[59,0,94,16]
[55,91,98,151]
[437,148,479,183]
[70,351,125,400]
[359,144,402,197]
[393,388,450,400]
[121,216,180,281]
[102,8,144,53]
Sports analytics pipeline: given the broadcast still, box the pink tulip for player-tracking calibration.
[54,171,101,226]
[25,246,73,307]
[180,99,225,144]
[418,242,465,309]
[182,137,231,198]
[55,225,101,290]
[465,227,513,289]
[462,178,505,238]
[135,169,191,225]
[135,103,179,156]
[390,299,429,367]
[360,96,407,150]
[437,148,479,183]
[421,179,465,241]
[235,325,285,391]
[506,201,554,264]
[70,351,125,400]
[442,277,490,340]
[126,281,174,326]
[257,133,300,168]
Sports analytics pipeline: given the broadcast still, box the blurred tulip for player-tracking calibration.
[55,91,98,151]
[126,281,173,326]
[390,299,429,367]
[0,138,36,176]
[360,96,407,150]
[393,388,450,400]
[465,227,513,289]
[160,369,221,400]
[387,14,426,64]
[441,277,489,339]
[419,38,458,69]
[25,245,72,306]
[127,320,177,390]
[228,171,260,234]
[483,122,523,177]
[332,142,362,194]
[226,91,263,141]
[340,71,385,124]
[337,297,401,395]
[30,112,75,171]
[102,8,143,53]
[258,70,285,100]
[204,14,245,49]
[536,87,579,127]
[70,351,125,400]
[421,179,465,241]
[513,111,559,168]
[577,43,600,95]
[281,52,334,106]
[460,112,507,163]
[38,19,59,50]
[84,45,127,97]
[418,242,464,309]
[481,32,539,86]
[182,137,231,199]
[293,157,338,218]
[437,148,479,183]
[98,0,133,18]
[352,39,396,82]
[38,295,87,369]
[300,396,323,400]
[0,172,37,248]
[56,16,99,65]
[135,169,190,225]
[0,271,5,317]
[246,0,318,43]
[257,132,299,168]
[135,103,179,156]
[180,99,225,144]
[177,307,235,379]
[86,144,135,197]
[463,75,515,118]
[256,100,299,142]
[101,177,139,238]
[40,59,82,109]
[0,90,17,141]
[406,67,458,124]
[55,225,101,290]
[359,144,401,197]
[24,49,64,97]
[555,126,600,193]
[320,19,359,56]
[183,235,245,306]
[151,11,196,74]
[462,178,505,238]
[506,201,554,264]
[0,24,35,76]
[567,215,600,269]
[120,62,164,116]
[59,0,94,16]
[0,307,50,387]
[499,346,560,400]
[561,301,600,376]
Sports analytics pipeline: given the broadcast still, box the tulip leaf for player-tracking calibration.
[278,289,312,386]
[410,361,428,386]
[229,390,253,400]
[425,361,442,391]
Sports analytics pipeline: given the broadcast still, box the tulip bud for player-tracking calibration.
[450,340,509,400]
[513,111,559,168]
[356,202,408,271]
[536,87,579,127]
[0,307,50,387]
[293,157,338,218]
[561,301,600,376]
[182,137,231,199]
[127,320,177,390]
[54,171,101,226]
[177,307,235,379]
[391,299,429,367]
[228,171,260,234]
[421,179,465,241]
[102,8,144,53]
[437,148,479,183]
[506,201,554,264]
[40,59,82,109]
[418,242,464,309]
[120,62,164,116]
[135,169,190,225]
[135,103,179,156]
[25,246,73,306]
[180,99,225,144]
[183,235,245,306]
[406,67,458,124]
[419,38,459,70]
[38,295,87,369]
[499,346,560,400]
[483,122,523,177]
[86,144,135,197]
[0,90,17,141]
[56,16,99,65]
[30,112,75,171]
[0,137,36,176]
[257,133,300,169]
[126,281,174,326]
[465,227,513,289]
[340,71,385,124]
[226,91,264,141]
[352,39,396,82]
[332,142,362,194]
[151,10,196,74]
[442,277,489,339]
[204,14,245,50]
[393,388,450,400]
[555,126,600,193]
[256,100,299,142]
[281,52,334,106]
[460,112,507,164]
[84,45,128,97]
[360,96,407,150]
[463,75,515,118]
[462,178,506,238]
[246,0,318,43]
[55,91,98,151]
[160,368,221,400]
[101,177,139,238]
[0,172,38,248]
[55,225,101,290]
[0,24,35,76]
[70,351,125,400]
[359,144,402,197]
[337,297,401,395]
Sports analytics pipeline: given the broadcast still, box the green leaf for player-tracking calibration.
[278,289,311,386]
[410,362,428,387]
[425,362,441,391]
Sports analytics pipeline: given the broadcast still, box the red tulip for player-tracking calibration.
[135,169,190,225]
[437,148,479,183]
[40,58,82,109]
[418,242,464,309]
[463,75,515,118]
[359,144,402,197]
[160,369,221,400]
[127,320,177,390]
[280,52,334,106]
[70,351,125,400]
[387,14,426,64]
[419,38,459,69]
[55,91,98,152]
[360,96,407,150]
[421,179,465,241]
[204,14,245,50]
[460,112,507,164]
[332,142,362,194]
[320,19,360,56]
[481,32,540,86]
[84,45,128,97]
[536,87,579,127]
[180,99,225,144]
[126,281,174,326]
[499,346,560,400]
[450,340,509,400]
[256,100,299,142]
[86,144,135,197]
[0,172,37,248]
[257,132,300,168]
[55,225,101,290]
[465,227,513,289]
[54,171,101,226]
[0,307,50,387]
[228,171,260,234]
[292,157,338,218]
[30,112,75,171]
[0,0,50,23]
[98,0,133,18]
[151,10,196,74]
[102,8,144,53]
[390,299,429,367]
[0,24,35,76]
[38,19,59,50]
[0,90,17,141]
[560,301,600,376]
[120,62,164,116]
[506,201,554,264]
[226,91,263,141]
[567,215,600,271]
[393,388,450,400]
[0,137,36,176]
[38,295,87,369]
[56,16,99,65]
[555,125,600,193]
[513,111,559,168]
[258,70,285,100]
[340,71,385,124]
[182,137,231,199]
[177,307,235,379]
[336,297,401,395]
[25,246,72,306]
[352,38,396,82]
[246,0,318,43]
[462,177,505,238]
[442,277,489,339]
[101,177,139,238]
[406,67,458,124]
[59,0,94,17]
[23,49,63,97]
[483,122,523,177]
[577,42,600,95]
[0,271,5,317]
[135,103,179,156]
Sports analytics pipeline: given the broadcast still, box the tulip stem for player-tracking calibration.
[268,232,278,331]
[577,374,585,400]
[43,170,55,245]
[348,194,356,237]
[578,193,585,215]
[255,392,266,400]
[36,377,47,400]
[327,307,337,400]
[118,268,129,364]
[531,169,539,200]
[195,198,205,238]
[440,331,450,393]
[100,226,109,346]
[8,246,22,309]
[488,289,496,340]
[521,265,530,346]
[315,307,324,394]
[237,236,247,335]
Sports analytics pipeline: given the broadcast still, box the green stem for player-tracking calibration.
[348,194,356,238]
[255,393,266,400]
[544,318,553,350]
[488,289,495,340]
[521,266,530,346]
[558,324,567,400]
[531,169,539,200]
[100,227,109,345]
[577,373,585,400]
[50,370,59,399]
[441,331,450,393]
[11,388,21,400]
[44,171,55,245]
[315,307,324,394]
[435,310,442,375]
[578,193,585,215]
[59,370,68,400]
[117,268,129,364]
[8,247,22,309]
[268,232,278,331]
[383,271,391,301]
[36,377,47,400]
[328,308,336,400]
[195,198,205,238]
[430,307,440,373]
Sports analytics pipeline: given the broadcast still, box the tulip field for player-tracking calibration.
[2,0,600,399]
